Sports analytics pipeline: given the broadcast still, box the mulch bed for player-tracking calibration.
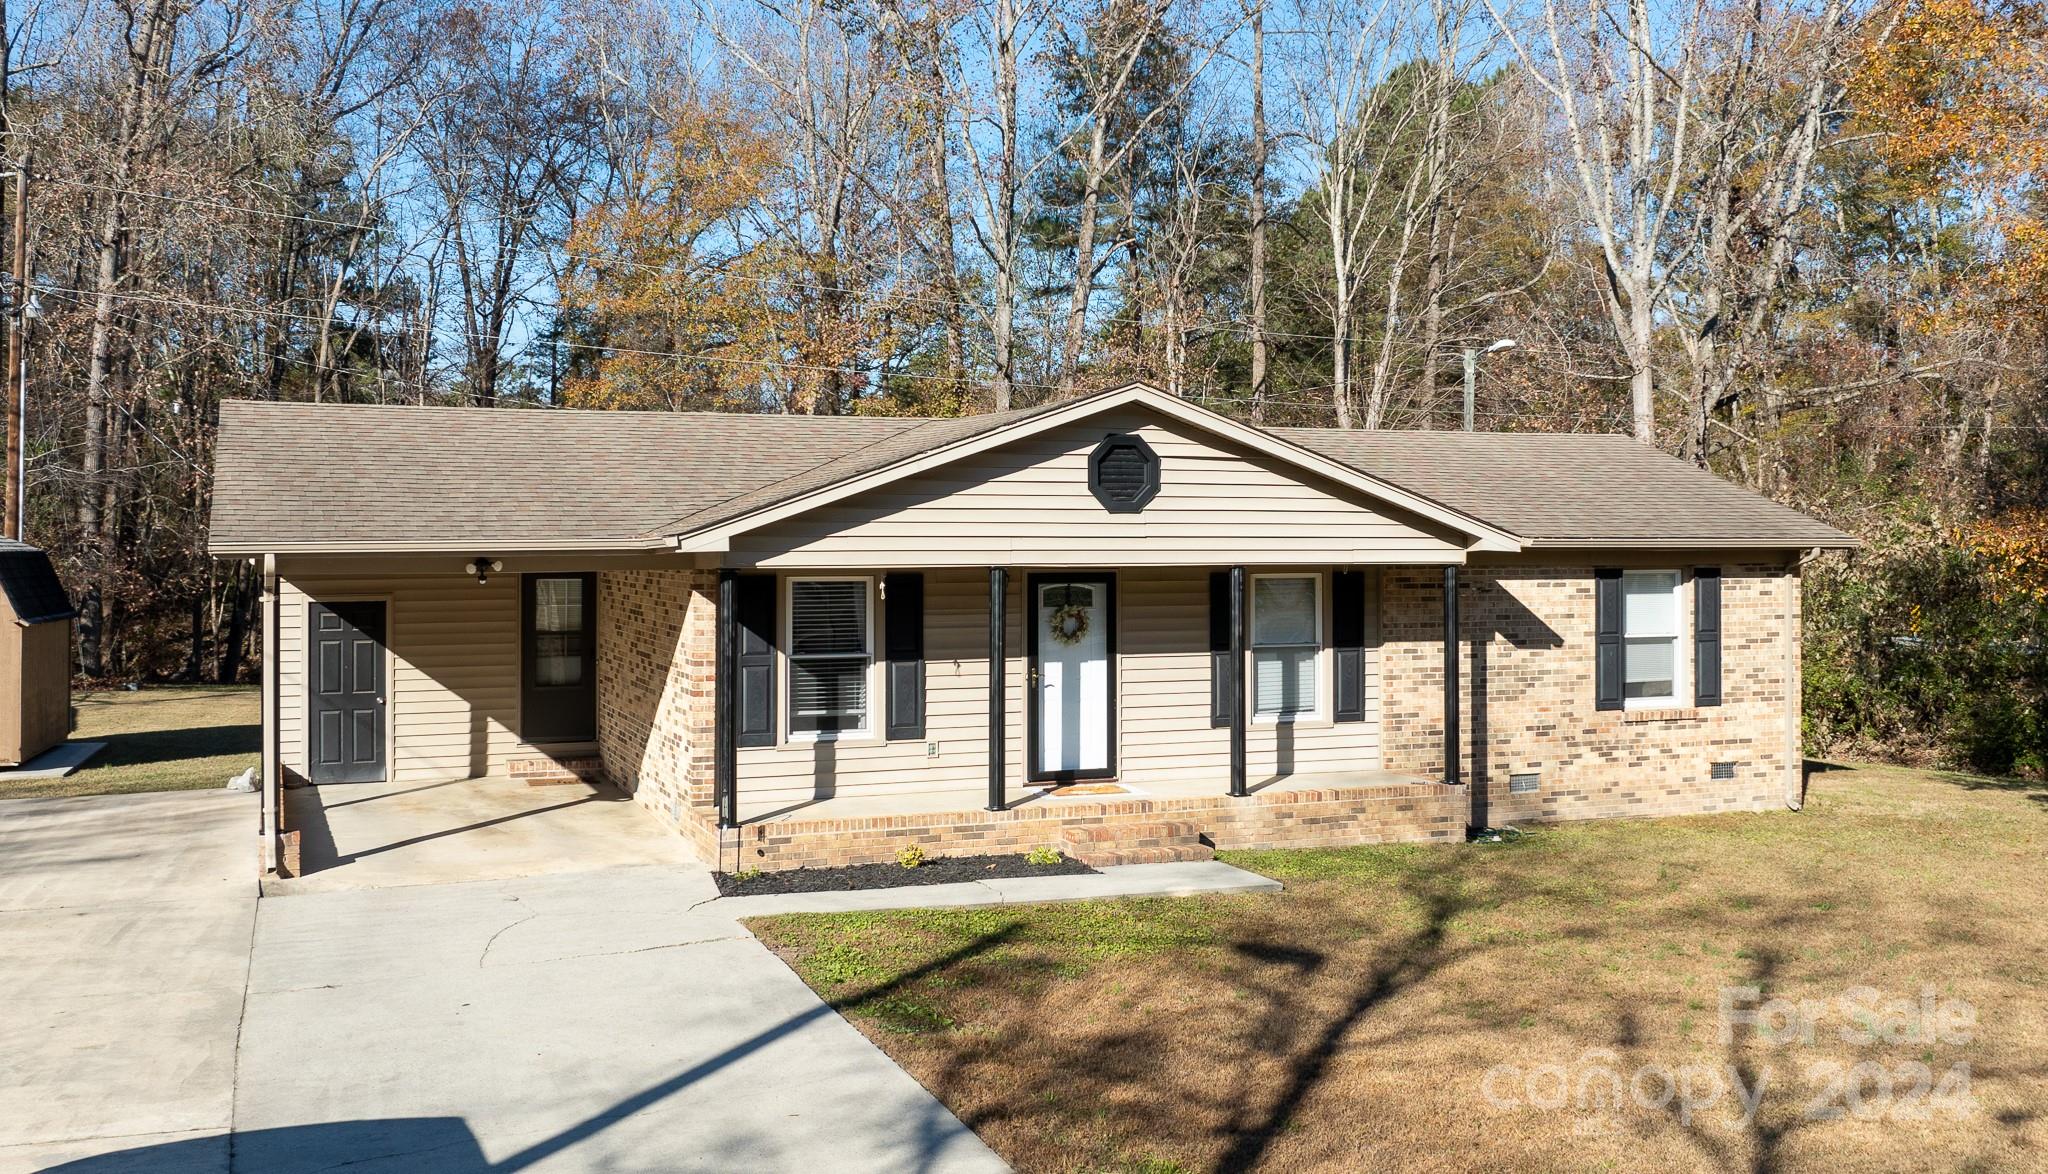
[715,852,1096,897]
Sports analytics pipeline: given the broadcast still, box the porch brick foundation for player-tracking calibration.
[1380,561,1800,825]
[709,782,1464,873]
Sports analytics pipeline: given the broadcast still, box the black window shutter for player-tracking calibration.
[1694,567,1723,707]
[884,572,926,740]
[1209,571,1233,728]
[1594,567,1624,712]
[1331,570,1366,722]
[735,574,777,747]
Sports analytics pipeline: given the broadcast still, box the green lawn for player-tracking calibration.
[0,685,258,801]
[752,763,2047,1172]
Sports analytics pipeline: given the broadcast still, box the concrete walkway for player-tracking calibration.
[0,789,1007,1173]
[714,860,1281,918]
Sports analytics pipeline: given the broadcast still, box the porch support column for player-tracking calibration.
[259,553,280,873]
[1228,564,1247,797]
[1443,564,1461,788]
[987,567,1007,812]
[715,570,738,828]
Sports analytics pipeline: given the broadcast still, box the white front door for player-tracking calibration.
[1032,577,1113,778]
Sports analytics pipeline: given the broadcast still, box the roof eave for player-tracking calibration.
[1523,535,1860,551]
[206,536,672,558]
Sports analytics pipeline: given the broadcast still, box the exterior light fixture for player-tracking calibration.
[464,557,503,585]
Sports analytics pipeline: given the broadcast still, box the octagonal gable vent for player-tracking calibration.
[1089,433,1160,512]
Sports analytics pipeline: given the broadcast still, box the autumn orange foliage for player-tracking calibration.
[558,102,789,411]
[1967,507,2048,602]
[1852,0,2048,325]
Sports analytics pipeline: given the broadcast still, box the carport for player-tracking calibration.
[271,773,695,893]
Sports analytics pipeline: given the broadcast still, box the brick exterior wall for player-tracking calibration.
[719,781,1467,873]
[1379,559,1800,826]
[595,569,721,854]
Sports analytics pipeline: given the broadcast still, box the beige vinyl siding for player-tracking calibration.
[728,407,1469,568]
[278,572,526,783]
[733,566,1379,809]
[736,569,1026,807]
[1118,568,1381,785]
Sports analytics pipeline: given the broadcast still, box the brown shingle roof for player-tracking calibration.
[208,401,924,554]
[1279,428,1854,548]
[208,397,1853,554]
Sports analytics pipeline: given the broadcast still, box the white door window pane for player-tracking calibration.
[790,579,870,733]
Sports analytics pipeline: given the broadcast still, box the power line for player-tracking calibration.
[40,281,2048,433]
[37,281,1079,395]
[39,171,1469,348]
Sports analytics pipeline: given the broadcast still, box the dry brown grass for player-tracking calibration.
[751,763,2048,1173]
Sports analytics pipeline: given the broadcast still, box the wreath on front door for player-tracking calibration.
[1048,602,1091,645]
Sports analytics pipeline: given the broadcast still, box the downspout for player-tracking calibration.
[1784,547,1821,811]
[259,553,280,874]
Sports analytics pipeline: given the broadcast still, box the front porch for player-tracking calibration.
[721,769,1465,874]
[677,558,1471,872]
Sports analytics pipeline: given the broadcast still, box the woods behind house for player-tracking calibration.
[1,0,2043,772]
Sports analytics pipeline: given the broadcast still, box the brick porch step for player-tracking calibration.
[506,756,607,786]
[1058,820,1215,868]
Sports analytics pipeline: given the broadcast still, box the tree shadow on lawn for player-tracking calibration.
[895,856,1504,1172]
[1928,768,2047,803]
[85,723,261,769]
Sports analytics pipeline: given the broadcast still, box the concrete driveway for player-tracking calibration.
[0,790,1005,1173]
[0,791,255,1174]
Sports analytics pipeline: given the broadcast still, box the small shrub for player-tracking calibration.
[896,843,928,869]
[1026,845,1063,867]
[732,867,763,883]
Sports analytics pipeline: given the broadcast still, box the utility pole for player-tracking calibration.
[3,158,24,541]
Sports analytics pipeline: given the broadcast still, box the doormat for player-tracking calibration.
[525,776,594,787]
[1043,782,1139,797]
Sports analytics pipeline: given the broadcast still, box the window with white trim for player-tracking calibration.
[1252,573,1322,720]
[1622,570,1683,707]
[787,577,872,736]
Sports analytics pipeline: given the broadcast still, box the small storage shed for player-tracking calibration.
[0,539,74,766]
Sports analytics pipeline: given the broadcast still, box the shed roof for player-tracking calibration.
[207,388,1855,556]
[0,540,76,624]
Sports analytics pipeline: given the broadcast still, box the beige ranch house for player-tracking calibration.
[209,383,1854,874]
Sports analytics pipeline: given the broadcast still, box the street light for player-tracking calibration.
[1463,338,1517,432]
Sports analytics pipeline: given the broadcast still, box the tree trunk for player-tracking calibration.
[1059,122,1109,396]
[1247,0,1268,420]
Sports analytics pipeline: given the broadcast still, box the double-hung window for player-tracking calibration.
[1622,570,1683,707]
[788,578,872,737]
[1252,574,1322,721]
